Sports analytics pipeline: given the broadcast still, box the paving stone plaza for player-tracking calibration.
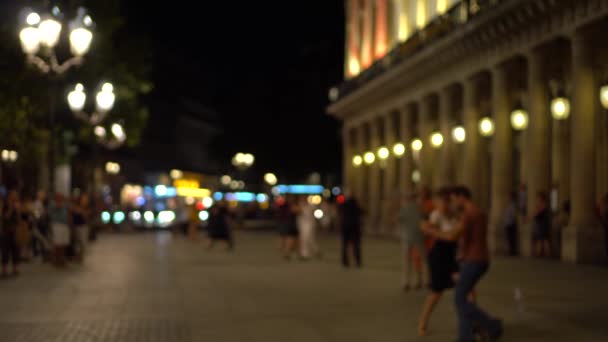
[1,231,607,341]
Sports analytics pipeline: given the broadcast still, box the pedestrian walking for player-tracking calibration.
[422,186,502,341]
[339,193,363,268]
[531,191,551,258]
[71,194,91,261]
[206,201,234,251]
[50,193,70,267]
[1,190,22,277]
[297,196,319,259]
[418,187,458,336]
[397,191,426,291]
[503,192,518,256]
[277,197,298,260]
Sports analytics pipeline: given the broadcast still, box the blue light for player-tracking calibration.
[225,193,236,201]
[166,187,177,197]
[155,185,167,197]
[113,211,125,224]
[101,211,111,224]
[256,193,268,203]
[275,185,324,195]
[332,187,341,196]
[236,192,256,202]
[155,202,166,211]
[213,192,223,201]
[136,196,145,206]
[143,186,153,195]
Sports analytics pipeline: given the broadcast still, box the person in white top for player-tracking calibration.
[297,197,319,259]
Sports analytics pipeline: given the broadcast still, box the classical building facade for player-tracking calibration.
[328,0,608,263]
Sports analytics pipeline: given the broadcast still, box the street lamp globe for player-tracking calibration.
[551,97,570,120]
[478,117,495,137]
[377,146,390,160]
[411,138,423,151]
[430,132,444,148]
[96,82,115,112]
[510,109,529,130]
[38,17,62,48]
[9,151,18,162]
[363,152,375,165]
[264,173,278,186]
[26,12,41,25]
[94,126,106,138]
[452,126,466,143]
[352,155,363,167]
[1,150,8,161]
[69,27,93,56]
[601,85,608,110]
[393,143,405,157]
[111,123,126,142]
[19,26,41,54]
[67,83,86,112]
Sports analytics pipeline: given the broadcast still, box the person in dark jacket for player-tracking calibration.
[339,194,363,268]
[206,201,233,251]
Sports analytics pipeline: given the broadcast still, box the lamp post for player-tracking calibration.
[18,5,94,194]
[67,82,115,125]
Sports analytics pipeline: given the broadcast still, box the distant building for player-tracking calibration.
[328,0,608,263]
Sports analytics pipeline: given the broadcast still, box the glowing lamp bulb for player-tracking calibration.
[479,117,495,137]
[363,152,375,165]
[352,155,363,167]
[393,143,405,157]
[67,84,86,112]
[430,132,444,148]
[510,109,529,130]
[377,147,390,160]
[411,139,423,151]
[551,97,570,120]
[19,27,41,55]
[452,126,466,143]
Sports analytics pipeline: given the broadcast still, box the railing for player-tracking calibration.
[331,0,502,102]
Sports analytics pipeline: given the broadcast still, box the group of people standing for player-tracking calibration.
[0,189,95,277]
[277,196,322,261]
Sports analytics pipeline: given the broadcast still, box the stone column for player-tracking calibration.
[374,0,388,60]
[368,118,382,234]
[357,125,369,207]
[343,125,354,199]
[399,105,415,195]
[360,0,374,69]
[562,30,605,264]
[346,0,361,77]
[463,77,482,202]
[418,96,435,189]
[438,86,455,188]
[552,119,570,210]
[525,48,552,257]
[489,64,513,256]
[383,112,398,235]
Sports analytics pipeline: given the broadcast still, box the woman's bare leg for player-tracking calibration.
[418,292,442,336]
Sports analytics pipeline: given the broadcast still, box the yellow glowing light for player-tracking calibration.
[510,109,529,130]
[437,0,448,14]
[416,0,427,28]
[377,146,390,160]
[398,15,409,41]
[264,173,278,185]
[393,143,405,157]
[307,195,322,205]
[353,155,363,167]
[170,169,183,179]
[175,187,211,198]
[363,152,375,165]
[551,97,570,120]
[430,132,444,148]
[349,57,360,76]
[452,126,466,143]
[411,139,423,151]
[600,85,608,110]
[479,117,495,137]
[173,179,199,189]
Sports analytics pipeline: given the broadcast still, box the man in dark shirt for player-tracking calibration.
[339,193,363,268]
[422,186,502,341]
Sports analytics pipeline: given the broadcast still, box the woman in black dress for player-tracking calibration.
[532,191,551,258]
[418,187,459,336]
[206,202,233,250]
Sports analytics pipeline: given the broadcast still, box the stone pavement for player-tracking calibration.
[1,230,608,342]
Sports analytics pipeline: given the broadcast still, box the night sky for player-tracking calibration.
[124,1,345,182]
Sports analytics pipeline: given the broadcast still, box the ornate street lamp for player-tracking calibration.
[377,146,390,160]
[393,143,405,157]
[600,83,608,110]
[94,123,127,149]
[352,155,363,167]
[105,161,120,175]
[478,117,495,137]
[1,150,18,163]
[430,132,444,148]
[452,126,466,143]
[232,152,255,170]
[551,97,571,120]
[19,6,93,74]
[67,82,115,125]
[510,106,529,131]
